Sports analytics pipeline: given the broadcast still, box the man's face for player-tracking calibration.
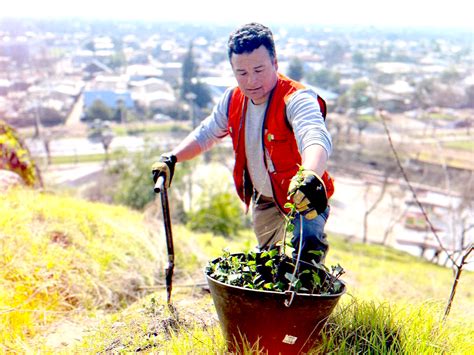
[230,45,278,105]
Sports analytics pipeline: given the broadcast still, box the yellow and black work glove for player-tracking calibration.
[151,154,177,189]
[288,170,328,220]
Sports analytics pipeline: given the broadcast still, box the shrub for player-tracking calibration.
[106,146,189,211]
[187,191,245,237]
[0,120,41,186]
[110,149,157,210]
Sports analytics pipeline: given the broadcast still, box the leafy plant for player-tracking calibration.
[206,249,345,296]
[283,165,305,251]
[109,148,157,210]
[187,191,246,237]
[103,146,189,211]
[0,120,41,186]
[206,166,345,295]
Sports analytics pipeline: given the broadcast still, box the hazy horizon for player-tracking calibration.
[1,0,472,31]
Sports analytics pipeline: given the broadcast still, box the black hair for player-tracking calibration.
[227,22,276,61]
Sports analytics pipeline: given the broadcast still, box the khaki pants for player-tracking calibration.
[252,192,330,263]
[252,194,286,250]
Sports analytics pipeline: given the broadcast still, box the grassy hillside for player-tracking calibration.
[1,187,473,353]
[0,187,164,351]
[76,232,473,354]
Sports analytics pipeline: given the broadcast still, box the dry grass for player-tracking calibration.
[0,187,164,351]
[2,186,473,353]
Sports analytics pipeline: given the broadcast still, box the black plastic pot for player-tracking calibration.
[206,255,346,354]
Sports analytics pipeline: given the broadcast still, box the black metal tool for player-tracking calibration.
[154,173,175,304]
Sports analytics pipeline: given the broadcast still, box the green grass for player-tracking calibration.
[317,299,464,354]
[443,140,474,151]
[75,231,473,354]
[112,121,191,136]
[0,187,163,351]
[2,187,473,353]
[357,114,377,122]
[420,112,458,121]
[46,151,121,165]
[413,151,473,170]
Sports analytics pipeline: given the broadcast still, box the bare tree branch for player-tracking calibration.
[378,110,474,322]
[443,243,473,320]
[378,110,456,266]
[383,203,409,245]
[363,173,389,243]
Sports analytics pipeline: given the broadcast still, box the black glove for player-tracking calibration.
[151,154,177,189]
[288,170,328,220]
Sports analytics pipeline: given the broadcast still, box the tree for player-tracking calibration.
[376,45,393,61]
[323,41,346,66]
[306,69,341,92]
[84,41,95,52]
[36,107,64,127]
[355,114,374,144]
[352,51,365,69]
[87,99,113,121]
[341,81,374,145]
[100,129,114,165]
[440,68,462,85]
[288,57,304,81]
[362,171,393,243]
[348,80,372,111]
[414,79,465,110]
[191,81,212,109]
[106,51,126,70]
[42,132,52,166]
[181,42,212,110]
[181,42,198,100]
[414,78,437,110]
[113,99,127,123]
[379,111,474,321]
[87,120,115,165]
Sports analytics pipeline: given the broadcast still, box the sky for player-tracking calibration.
[1,0,473,30]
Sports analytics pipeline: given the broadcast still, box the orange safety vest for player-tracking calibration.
[227,73,334,213]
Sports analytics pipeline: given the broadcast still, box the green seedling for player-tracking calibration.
[206,249,345,296]
[207,166,344,295]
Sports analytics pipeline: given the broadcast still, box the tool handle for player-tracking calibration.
[154,174,165,193]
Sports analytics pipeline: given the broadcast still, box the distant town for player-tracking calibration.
[0,19,471,129]
[0,18,472,265]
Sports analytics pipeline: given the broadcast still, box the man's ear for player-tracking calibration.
[273,57,278,70]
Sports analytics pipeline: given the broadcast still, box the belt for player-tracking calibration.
[252,189,274,205]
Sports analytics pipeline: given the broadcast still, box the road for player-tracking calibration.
[26,135,182,158]
[43,162,104,186]
[65,93,84,126]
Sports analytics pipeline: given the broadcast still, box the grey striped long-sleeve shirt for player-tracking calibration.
[191,85,332,196]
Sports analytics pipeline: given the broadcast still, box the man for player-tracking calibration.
[152,23,334,264]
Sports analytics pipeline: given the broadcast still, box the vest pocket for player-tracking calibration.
[265,132,299,173]
[265,131,287,143]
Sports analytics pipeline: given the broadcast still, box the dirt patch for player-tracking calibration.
[43,317,101,350]
[50,230,72,247]
[100,291,218,353]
